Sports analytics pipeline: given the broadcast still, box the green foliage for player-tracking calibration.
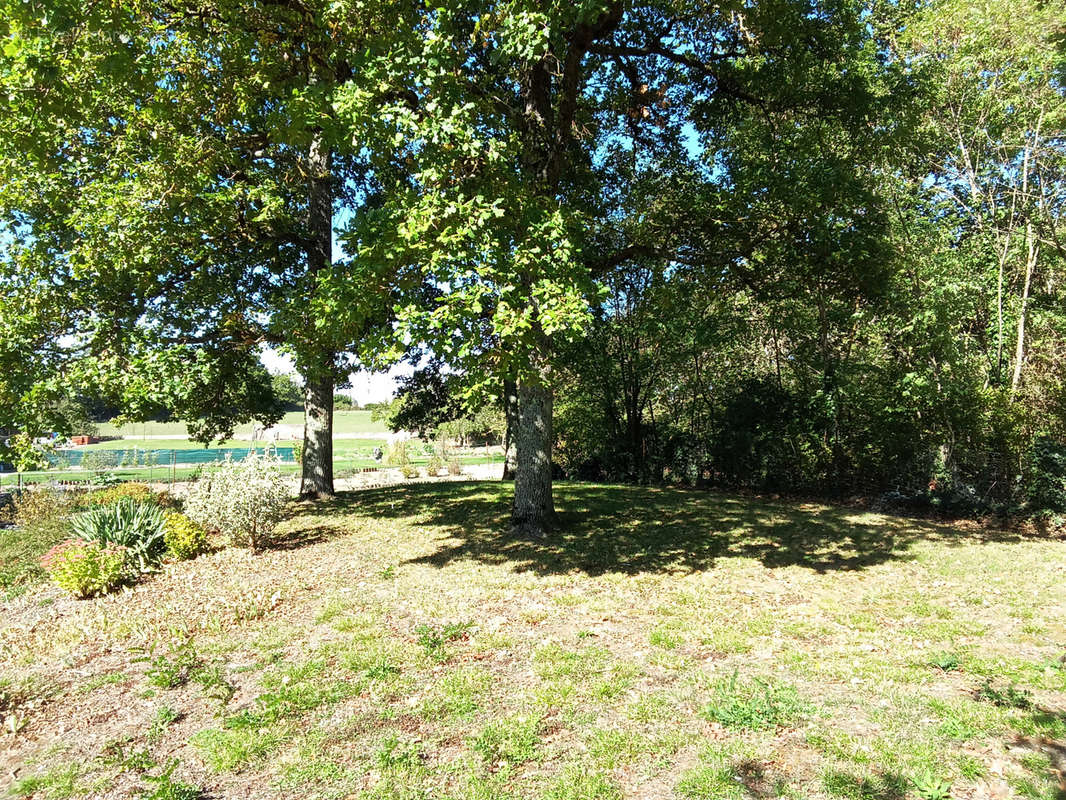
[426,455,444,475]
[141,640,203,689]
[71,499,167,574]
[415,621,473,663]
[911,772,952,800]
[137,759,202,800]
[40,539,126,598]
[975,679,1033,709]
[81,483,158,508]
[10,488,79,526]
[702,672,804,731]
[162,513,208,560]
[0,494,71,589]
[929,652,962,672]
[183,454,290,551]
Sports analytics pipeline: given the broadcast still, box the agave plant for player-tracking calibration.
[71,498,168,574]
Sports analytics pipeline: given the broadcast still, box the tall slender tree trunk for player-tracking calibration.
[299,131,335,499]
[502,379,518,480]
[511,377,555,537]
[301,370,335,499]
[1010,222,1038,395]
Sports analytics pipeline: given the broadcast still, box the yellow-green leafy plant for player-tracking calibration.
[163,513,208,560]
[40,539,126,598]
[81,482,156,508]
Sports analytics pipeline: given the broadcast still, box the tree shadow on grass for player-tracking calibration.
[306,480,1011,577]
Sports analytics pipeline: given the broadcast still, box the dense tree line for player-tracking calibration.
[1,0,1063,530]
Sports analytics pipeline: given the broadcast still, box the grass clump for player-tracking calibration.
[702,671,804,731]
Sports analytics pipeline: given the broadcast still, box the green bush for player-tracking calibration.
[81,482,157,508]
[71,499,167,574]
[447,459,462,476]
[40,539,126,598]
[163,513,208,560]
[1027,437,1066,513]
[11,488,79,526]
[426,455,444,475]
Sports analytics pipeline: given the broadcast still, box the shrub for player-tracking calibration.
[40,539,126,598]
[401,464,419,479]
[81,483,156,508]
[183,453,290,551]
[386,442,410,467]
[163,513,208,560]
[11,488,79,526]
[426,455,444,475]
[447,459,462,476]
[71,499,168,574]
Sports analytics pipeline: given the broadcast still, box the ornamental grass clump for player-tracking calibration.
[70,498,168,574]
[40,539,126,598]
[183,453,290,551]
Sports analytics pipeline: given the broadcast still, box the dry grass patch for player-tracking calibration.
[1,482,1065,800]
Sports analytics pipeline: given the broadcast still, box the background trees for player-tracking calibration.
[1,0,1063,519]
[0,0,413,496]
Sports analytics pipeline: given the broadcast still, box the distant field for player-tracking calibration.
[94,410,388,440]
[76,437,390,453]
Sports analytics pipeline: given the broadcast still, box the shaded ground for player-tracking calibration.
[2,481,1065,800]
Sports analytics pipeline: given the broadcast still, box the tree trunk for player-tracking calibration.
[502,379,518,480]
[300,372,334,499]
[1010,222,1038,395]
[511,378,555,537]
[299,132,335,499]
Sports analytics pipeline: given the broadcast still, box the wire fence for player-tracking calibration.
[46,446,297,468]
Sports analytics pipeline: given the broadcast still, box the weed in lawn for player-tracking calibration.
[10,763,88,799]
[421,667,491,720]
[821,768,908,800]
[375,733,424,770]
[543,767,622,800]
[414,620,473,662]
[975,679,1033,709]
[650,624,683,649]
[586,727,645,770]
[955,754,985,779]
[471,714,540,766]
[190,724,287,772]
[592,661,642,700]
[137,759,203,800]
[192,661,237,709]
[146,706,181,744]
[533,643,609,682]
[703,671,804,731]
[928,652,961,672]
[676,762,745,800]
[928,697,1002,741]
[911,772,952,800]
[139,639,202,689]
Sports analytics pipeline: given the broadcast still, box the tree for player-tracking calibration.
[0,0,414,497]
[272,374,305,412]
[348,0,903,535]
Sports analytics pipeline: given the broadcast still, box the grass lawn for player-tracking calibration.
[93,410,388,440]
[2,483,1065,800]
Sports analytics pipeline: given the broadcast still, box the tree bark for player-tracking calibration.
[300,371,335,499]
[502,379,518,480]
[511,378,555,537]
[299,131,335,499]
